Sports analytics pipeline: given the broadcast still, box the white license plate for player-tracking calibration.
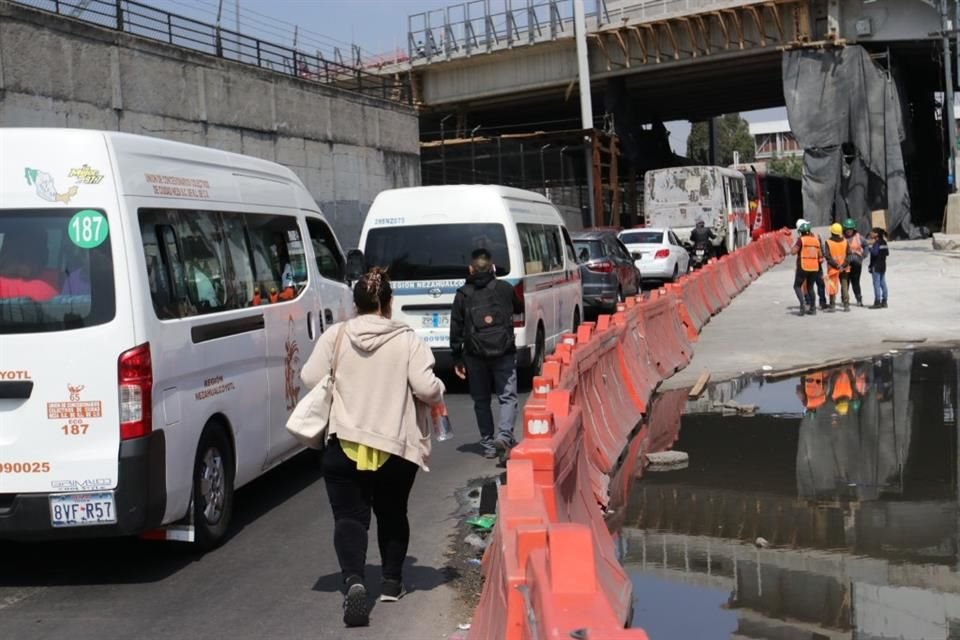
[50,492,117,528]
[420,313,450,329]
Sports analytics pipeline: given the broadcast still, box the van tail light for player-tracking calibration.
[587,260,615,274]
[655,249,670,260]
[119,343,153,441]
[512,281,525,328]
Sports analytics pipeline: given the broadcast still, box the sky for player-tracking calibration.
[151,0,786,152]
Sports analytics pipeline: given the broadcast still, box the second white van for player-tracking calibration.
[358,185,583,376]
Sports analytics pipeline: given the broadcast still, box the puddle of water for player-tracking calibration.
[625,349,960,640]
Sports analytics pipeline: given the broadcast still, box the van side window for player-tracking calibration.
[518,223,546,275]
[244,215,308,302]
[305,218,344,281]
[561,227,577,266]
[221,214,256,306]
[139,209,309,320]
[545,227,564,272]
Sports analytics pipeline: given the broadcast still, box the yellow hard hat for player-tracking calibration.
[836,400,849,416]
[830,223,843,236]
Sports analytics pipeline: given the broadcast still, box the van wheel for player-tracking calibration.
[532,325,546,377]
[192,424,234,550]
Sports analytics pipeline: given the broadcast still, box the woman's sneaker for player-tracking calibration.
[380,579,407,602]
[343,577,370,627]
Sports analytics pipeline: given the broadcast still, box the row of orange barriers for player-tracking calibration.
[468,230,793,640]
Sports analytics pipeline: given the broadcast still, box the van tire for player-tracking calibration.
[192,423,235,550]
[531,325,545,377]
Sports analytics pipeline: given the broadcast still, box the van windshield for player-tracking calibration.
[365,224,510,280]
[0,209,116,334]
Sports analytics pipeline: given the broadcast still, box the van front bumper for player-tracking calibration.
[0,431,167,541]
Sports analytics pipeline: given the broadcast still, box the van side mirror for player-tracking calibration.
[345,249,366,284]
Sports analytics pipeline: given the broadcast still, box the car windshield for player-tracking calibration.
[620,231,663,245]
[365,223,510,280]
[0,209,116,334]
[572,240,603,263]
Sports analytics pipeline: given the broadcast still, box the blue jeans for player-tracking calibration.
[464,353,518,451]
[872,271,888,303]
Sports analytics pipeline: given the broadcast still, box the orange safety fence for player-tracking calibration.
[467,231,789,640]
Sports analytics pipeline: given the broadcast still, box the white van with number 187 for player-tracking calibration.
[0,129,353,547]
[358,185,583,376]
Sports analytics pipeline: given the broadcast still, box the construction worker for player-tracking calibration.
[824,223,852,312]
[794,219,827,310]
[830,367,855,417]
[798,370,828,413]
[791,222,822,316]
[842,218,865,307]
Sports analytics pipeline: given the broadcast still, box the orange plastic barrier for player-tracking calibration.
[468,231,788,640]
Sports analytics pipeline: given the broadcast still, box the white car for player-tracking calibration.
[619,228,690,282]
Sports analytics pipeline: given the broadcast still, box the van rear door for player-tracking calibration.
[0,132,134,529]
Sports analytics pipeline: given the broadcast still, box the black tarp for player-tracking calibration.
[783,46,914,237]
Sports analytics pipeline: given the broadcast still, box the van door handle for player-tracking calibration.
[307,312,315,340]
[0,381,33,399]
[324,309,334,325]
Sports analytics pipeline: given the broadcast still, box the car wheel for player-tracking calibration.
[671,264,679,282]
[573,307,581,332]
[192,424,234,550]
[617,286,625,303]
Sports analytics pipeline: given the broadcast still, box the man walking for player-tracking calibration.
[451,248,523,459]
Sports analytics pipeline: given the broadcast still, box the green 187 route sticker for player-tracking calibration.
[68,209,109,249]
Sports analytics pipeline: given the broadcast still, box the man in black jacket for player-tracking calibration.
[450,248,523,459]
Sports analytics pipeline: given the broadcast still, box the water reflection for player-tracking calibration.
[624,349,960,640]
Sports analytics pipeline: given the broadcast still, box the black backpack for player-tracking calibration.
[463,281,514,358]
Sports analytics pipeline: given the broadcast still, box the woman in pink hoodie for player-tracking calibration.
[301,267,445,628]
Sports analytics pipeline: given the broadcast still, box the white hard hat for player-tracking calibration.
[795,218,810,230]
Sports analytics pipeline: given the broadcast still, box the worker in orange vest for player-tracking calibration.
[831,368,855,416]
[842,218,865,307]
[824,223,852,312]
[791,222,823,316]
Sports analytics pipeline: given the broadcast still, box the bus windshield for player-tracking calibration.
[365,223,511,280]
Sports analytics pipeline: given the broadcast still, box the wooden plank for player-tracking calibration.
[688,370,711,399]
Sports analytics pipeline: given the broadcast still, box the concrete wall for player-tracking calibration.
[0,2,420,246]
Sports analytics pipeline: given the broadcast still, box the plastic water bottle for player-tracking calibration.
[432,403,453,442]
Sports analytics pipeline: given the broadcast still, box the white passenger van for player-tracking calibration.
[0,129,353,547]
[644,166,750,254]
[358,186,582,376]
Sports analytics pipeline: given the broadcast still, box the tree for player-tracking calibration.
[768,155,804,179]
[686,113,756,166]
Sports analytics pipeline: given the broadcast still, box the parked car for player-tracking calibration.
[571,230,641,312]
[619,227,690,282]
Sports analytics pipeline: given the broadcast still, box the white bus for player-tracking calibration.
[0,129,353,547]
[358,185,583,377]
[644,166,750,254]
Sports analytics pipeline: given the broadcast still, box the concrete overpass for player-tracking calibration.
[402,0,940,122]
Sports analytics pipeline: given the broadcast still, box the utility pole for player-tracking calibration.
[235,0,240,35]
[943,0,957,191]
[573,0,596,226]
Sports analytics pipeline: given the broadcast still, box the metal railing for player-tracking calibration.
[10,0,411,103]
[603,0,778,25]
[407,0,608,63]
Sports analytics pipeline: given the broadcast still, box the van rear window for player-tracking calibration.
[365,224,510,280]
[0,209,116,334]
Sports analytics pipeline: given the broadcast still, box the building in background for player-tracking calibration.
[750,120,802,160]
